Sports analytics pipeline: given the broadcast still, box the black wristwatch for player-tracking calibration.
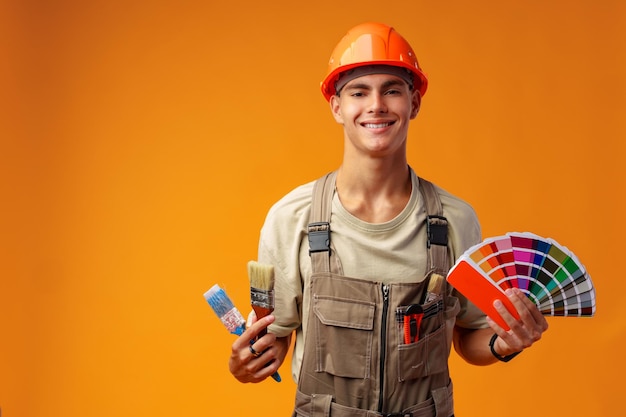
[489,333,521,362]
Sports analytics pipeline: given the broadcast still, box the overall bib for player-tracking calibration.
[293,172,460,417]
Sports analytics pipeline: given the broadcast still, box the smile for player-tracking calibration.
[362,122,394,128]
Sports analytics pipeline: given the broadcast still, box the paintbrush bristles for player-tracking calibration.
[204,284,246,335]
[425,273,444,303]
[427,274,443,293]
[247,260,275,291]
[248,260,275,322]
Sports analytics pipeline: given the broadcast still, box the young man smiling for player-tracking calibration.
[327,70,420,224]
[228,22,548,417]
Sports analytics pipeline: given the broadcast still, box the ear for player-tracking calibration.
[410,90,421,119]
[330,95,344,124]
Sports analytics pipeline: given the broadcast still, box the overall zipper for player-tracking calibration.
[378,283,390,413]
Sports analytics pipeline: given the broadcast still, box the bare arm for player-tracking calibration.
[228,313,291,383]
[453,288,549,365]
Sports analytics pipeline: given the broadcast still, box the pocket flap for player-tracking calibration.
[313,296,375,330]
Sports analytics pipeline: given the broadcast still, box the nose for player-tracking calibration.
[368,93,387,113]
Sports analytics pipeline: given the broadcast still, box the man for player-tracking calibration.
[229,22,548,417]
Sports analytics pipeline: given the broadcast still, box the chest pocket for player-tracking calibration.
[310,273,380,379]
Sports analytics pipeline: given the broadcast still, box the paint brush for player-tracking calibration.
[424,273,444,303]
[248,260,281,382]
[204,282,281,382]
[204,284,246,336]
[248,260,276,336]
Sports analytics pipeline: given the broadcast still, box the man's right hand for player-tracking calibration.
[228,312,289,383]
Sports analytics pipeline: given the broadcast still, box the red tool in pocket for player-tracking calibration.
[403,304,424,344]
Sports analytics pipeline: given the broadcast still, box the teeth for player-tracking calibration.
[364,122,391,128]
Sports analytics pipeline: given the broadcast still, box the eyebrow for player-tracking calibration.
[344,79,407,91]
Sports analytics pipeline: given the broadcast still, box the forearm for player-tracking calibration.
[453,326,517,366]
[274,334,292,365]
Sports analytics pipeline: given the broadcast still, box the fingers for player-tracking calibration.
[506,288,549,334]
[230,337,281,383]
[514,290,549,331]
[248,331,277,360]
[249,344,262,358]
[232,314,275,351]
[248,344,282,382]
[228,314,279,383]
[487,288,549,354]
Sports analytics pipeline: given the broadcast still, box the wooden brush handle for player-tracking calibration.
[252,305,273,338]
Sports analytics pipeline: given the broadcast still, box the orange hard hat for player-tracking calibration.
[320,22,428,101]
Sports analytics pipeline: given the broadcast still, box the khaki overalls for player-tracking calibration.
[293,172,460,417]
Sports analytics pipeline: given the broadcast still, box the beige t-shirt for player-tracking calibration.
[258,169,488,382]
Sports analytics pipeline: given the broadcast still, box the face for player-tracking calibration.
[330,73,421,159]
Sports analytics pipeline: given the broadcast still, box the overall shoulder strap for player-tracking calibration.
[308,173,448,279]
[418,177,450,277]
[308,171,343,275]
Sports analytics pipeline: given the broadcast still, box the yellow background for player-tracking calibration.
[2,0,625,416]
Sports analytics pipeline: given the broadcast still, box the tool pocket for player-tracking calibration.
[313,295,375,378]
[396,294,459,381]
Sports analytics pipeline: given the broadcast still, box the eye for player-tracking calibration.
[384,89,401,95]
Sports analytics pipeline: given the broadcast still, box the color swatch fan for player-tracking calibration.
[447,232,595,330]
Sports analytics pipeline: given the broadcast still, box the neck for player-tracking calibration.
[335,161,412,223]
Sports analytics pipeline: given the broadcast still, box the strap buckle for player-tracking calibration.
[426,215,448,248]
[308,222,330,254]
